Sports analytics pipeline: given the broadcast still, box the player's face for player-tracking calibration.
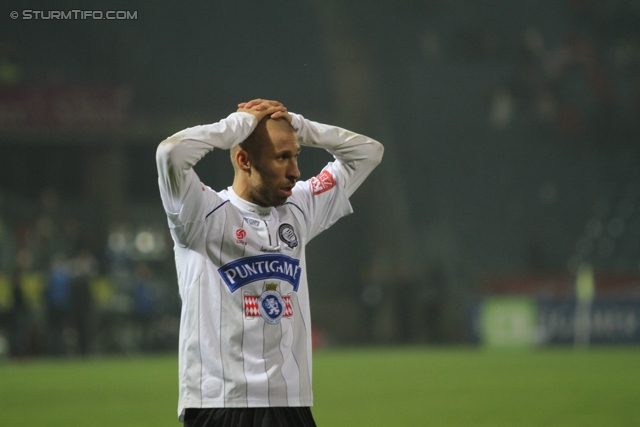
[248,128,301,207]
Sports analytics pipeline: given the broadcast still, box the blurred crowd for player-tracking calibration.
[0,189,180,359]
[488,0,640,148]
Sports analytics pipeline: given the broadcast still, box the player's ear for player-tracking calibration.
[236,149,251,171]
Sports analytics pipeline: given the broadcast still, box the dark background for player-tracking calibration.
[1,0,639,355]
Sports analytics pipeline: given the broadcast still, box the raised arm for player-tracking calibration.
[235,100,383,197]
[156,101,287,213]
[234,101,384,240]
[289,113,384,197]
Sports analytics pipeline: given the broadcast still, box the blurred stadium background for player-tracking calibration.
[1,0,640,424]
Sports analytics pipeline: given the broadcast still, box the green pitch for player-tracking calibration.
[1,347,639,426]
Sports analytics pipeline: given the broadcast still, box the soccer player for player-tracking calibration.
[156,98,383,426]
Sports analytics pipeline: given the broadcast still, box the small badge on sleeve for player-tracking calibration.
[310,170,336,195]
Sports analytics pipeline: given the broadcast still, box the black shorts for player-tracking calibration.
[183,407,317,427]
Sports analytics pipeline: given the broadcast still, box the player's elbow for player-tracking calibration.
[156,134,183,168]
[369,141,384,167]
[156,141,171,169]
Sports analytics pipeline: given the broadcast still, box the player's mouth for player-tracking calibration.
[280,186,293,197]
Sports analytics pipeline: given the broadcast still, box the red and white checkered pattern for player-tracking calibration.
[282,296,293,317]
[244,294,293,318]
[244,295,260,317]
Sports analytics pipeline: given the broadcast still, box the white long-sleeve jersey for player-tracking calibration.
[156,111,383,420]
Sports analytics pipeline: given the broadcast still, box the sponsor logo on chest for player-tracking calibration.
[218,254,302,292]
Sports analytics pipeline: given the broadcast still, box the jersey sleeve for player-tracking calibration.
[287,113,384,241]
[289,162,353,241]
[156,112,257,246]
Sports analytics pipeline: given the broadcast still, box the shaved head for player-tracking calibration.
[231,117,295,172]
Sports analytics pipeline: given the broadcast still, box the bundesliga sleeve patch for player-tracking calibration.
[310,170,336,195]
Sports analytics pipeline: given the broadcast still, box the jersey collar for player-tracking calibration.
[227,187,273,218]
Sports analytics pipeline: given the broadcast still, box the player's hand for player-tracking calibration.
[237,99,291,123]
[238,98,282,110]
[269,109,292,124]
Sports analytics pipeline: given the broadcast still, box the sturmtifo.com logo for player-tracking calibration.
[10,10,138,20]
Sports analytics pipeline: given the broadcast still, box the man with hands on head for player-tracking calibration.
[156,98,383,427]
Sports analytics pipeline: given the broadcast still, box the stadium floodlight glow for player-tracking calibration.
[134,231,155,254]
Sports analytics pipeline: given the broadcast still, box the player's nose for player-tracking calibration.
[287,159,300,181]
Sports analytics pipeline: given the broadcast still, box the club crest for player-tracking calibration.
[278,223,298,249]
[258,290,286,324]
[244,283,293,324]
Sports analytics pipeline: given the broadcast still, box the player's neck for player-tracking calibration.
[229,185,272,217]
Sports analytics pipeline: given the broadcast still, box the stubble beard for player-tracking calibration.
[249,180,287,207]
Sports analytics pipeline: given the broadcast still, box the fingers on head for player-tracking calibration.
[245,98,264,108]
[238,100,285,115]
[246,99,283,107]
